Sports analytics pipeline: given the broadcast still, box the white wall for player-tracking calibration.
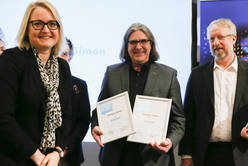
[1,0,192,142]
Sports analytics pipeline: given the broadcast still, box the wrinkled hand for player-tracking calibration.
[92,126,104,147]
[149,138,172,152]
[181,158,194,166]
[241,127,248,139]
[40,151,60,166]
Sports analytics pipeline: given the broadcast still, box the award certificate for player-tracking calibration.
[97,91,135,144]
[127,95,172,144]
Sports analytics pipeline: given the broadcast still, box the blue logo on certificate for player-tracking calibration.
[100,102,112,115]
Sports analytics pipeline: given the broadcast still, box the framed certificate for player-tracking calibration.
[127,95,172,144]
[97,91,135,144]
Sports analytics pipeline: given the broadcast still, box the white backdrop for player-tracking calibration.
[1,0,192,142]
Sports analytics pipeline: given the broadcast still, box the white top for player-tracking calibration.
[209,57,238,142]
[182,57,238,159]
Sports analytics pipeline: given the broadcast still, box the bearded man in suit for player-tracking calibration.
[180,18,248,166]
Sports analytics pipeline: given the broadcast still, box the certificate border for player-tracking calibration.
[96,91,135,144]
[127,95,172,144]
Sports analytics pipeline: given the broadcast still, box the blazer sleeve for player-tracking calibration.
[91,66,110,130]
[178,72,195,156]
[166,70,185,147]
[67,79,91,151]
[0,50,37,161]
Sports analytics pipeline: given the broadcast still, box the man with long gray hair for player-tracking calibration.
[91,23,185,166]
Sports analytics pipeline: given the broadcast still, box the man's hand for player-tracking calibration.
[181,158,194,166]
[241,126,248,139]
[92,126,104,147]
[30,149,45,166]
[149,138,172,152]
[40,151,60,166]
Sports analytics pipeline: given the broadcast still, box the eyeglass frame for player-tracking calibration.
[128,39,151,46]
[208,34,234,42]
[29,20,60,30]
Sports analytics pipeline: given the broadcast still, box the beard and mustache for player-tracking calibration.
[210,44,234,60]
[211,46,226,60]
[132,48,147,54]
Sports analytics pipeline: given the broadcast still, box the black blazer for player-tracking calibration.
[64,76,90,166]
[179,59,248,166]
[91,62,185,166]
[0,47,72,166]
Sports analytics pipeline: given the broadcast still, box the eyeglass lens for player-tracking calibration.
[29,20,59,30]
[128,39,150,45]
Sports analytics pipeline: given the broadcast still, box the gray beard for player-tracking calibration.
[211,51,226,60]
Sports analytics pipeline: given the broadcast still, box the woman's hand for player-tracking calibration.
[30,149,45,166]
[40,151,60,166]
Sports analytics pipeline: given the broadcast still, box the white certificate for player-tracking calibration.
[127,95,172,144]
[96,91,135,144]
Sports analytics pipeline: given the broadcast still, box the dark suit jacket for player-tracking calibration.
[0,47,72,166]
[91,62,185,166]
[64,76,90,166]
[179,59,248,166]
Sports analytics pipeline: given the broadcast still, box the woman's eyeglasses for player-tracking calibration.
[29,20,59,30]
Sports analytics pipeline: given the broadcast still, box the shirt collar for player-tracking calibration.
[214,55,238,72]
[128,61,151,71]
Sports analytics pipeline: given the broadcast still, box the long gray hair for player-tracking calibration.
[120,23,159,62]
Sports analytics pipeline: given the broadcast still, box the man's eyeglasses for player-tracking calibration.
[128,39,151,46]
[209,34,233,42]
[29,20,59,30]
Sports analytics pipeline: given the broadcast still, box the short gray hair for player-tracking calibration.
[120,23,159,62]
[207,18,237,39]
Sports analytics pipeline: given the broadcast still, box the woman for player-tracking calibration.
[0,0,72,165]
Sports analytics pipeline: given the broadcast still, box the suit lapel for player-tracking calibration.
[27,49,46,107]
[233,59,248,114]
[206,61,215,107]
[57,59,64,100]
[120,63,158,95]
[120,63,130,92]
[143,63,158,95]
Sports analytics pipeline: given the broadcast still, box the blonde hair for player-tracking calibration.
[207,18,237,39]
[17,0,65,56]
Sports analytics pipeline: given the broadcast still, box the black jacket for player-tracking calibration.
[64,76,90,166]
[179,59,248,166]
[0,47,72,166]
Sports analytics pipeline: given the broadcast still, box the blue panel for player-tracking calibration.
[200,0,248,64]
